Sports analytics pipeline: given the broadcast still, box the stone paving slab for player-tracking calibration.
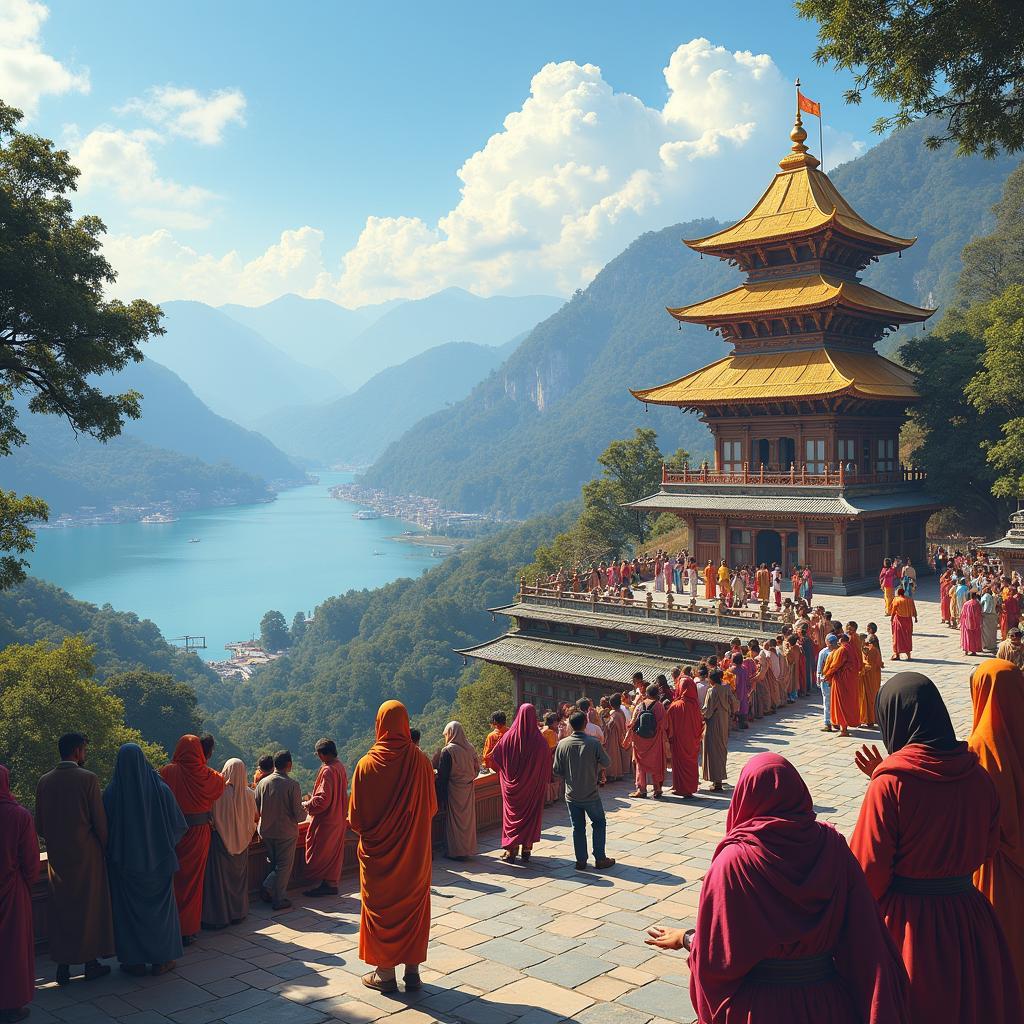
[34,578,977,1024]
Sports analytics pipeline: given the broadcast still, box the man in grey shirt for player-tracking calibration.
[254,750,306,909]
[553,711,615,872]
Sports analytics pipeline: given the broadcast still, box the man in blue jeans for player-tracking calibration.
[818,633,837,733]
[553,711,616,871]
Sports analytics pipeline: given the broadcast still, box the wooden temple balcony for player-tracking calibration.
[661,462,927,488]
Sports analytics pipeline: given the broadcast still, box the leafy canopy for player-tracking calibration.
[259,610,291,652]
[798,0,1024,155]
[105,669,203,757]
[0,100,163,585]
[0,635,163,809]
[958,163,1024,304]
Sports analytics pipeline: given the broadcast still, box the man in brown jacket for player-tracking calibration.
[35,732,115,985]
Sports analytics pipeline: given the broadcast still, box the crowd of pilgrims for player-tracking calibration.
[541,550,816,609]
[2,570,1024,1022]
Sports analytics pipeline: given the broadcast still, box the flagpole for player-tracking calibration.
[819,109,825,169]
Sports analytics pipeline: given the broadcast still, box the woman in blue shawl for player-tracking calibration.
[103,744,187,975]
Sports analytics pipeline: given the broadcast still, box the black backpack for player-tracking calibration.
[634,701,657,739]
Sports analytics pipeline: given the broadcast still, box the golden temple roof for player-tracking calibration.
[668,274,933,325]
[686,138,915,256]
[630,348,919,406]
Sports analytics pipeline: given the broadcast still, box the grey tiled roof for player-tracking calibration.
[456,633,681,684]
[625,488,939,516]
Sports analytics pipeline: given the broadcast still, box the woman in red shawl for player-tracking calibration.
[850,672,1022,1024]
[159,735,225,943]
[968,659,1024,1008]
[0,765,39,1024]
[490,703,552,864]
[666,679,703,798]
[647,754,910,1023]
[349,701,436,994]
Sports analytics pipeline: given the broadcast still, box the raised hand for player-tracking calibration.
[645,926,689,950]
[854,744,884,778]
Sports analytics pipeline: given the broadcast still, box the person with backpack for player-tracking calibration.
[625,682,670,798]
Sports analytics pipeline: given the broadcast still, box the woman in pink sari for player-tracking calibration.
[489,704,552,864]
[939,570,953,625]
[960,591,983,656]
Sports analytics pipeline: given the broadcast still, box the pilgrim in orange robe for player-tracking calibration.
[969,659,1024,1008]
[159,735,225,939]
[890,592,914,658]
[860,640,884,727]
[704,561,716,600]
[824,638,860,732]
[304,756,348,890]
[349,701,437,970]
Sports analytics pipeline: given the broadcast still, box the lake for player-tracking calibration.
[27,472,438,661]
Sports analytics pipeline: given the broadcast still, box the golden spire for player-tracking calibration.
[779,78,820,170]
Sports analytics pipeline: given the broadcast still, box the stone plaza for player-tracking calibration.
[30,577,977,1024]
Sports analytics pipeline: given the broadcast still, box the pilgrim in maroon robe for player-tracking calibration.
[489,704,552,861]
[0,765,40,1019]
[685,754,910,1023]
[666,681,703,797]
[850,673,1022,1024]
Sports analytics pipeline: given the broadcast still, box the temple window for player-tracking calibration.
[805,438,825,473]
[722,440,743,473]
[877,438,896,473]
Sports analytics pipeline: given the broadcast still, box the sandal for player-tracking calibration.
[362,971,398,994]
[628,790,646,798]
[500,850,517,863]
[404,971,422,991]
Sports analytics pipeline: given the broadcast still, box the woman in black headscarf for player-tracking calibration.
[849,673,1021,1024]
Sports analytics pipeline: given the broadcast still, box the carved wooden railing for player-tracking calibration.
[34,771,515,947]
[660,463,927,487]
[517,580,783,635]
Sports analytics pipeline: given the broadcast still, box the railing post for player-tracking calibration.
[646,591,653,617]
[519,576,525,597]
[742,461,748,484]
[661,463,667,484]
[666,591,674,613]
[839,461,845,485]
[759,463,765,483]
[790,463,795,483]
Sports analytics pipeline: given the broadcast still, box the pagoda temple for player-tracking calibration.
[627,109,939,593]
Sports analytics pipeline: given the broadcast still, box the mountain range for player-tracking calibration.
[360,120,1020,517]
[256,336,524,466]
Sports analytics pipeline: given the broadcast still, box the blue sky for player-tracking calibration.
[5,1,895,306]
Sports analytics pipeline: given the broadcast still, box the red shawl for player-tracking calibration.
[490,704,552,848]
[159,735,225,812]
[690,753,909,1023]
[667,681,703,796]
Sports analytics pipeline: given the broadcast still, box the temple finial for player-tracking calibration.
[779,77,819,170]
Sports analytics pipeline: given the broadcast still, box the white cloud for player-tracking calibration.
[100,39,867,307]
[119,85,246,145]
[72,126,217,229]
[0,0,89,117]
[103,226,328,305]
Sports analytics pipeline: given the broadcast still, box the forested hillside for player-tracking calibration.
[258,339,520,465]
[362,120,1018,517]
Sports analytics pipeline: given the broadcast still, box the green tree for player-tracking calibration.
[259,610,290,652]
[290,611,307,644]
[0,101,163,586]
[964,285,1024,497]
[797,0,1024,155]
[0,488,47,589]
[104,669,203,755]
[899,308,1007,529]
[0,636,163,809]
[453,664,515,750]
[958,164,1024,304]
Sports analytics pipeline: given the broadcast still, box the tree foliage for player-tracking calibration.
[0,636,163,809]
[105,669,203,757]
[259,610,290,652]
[290,611,307,644]
[0,488,46,589]
[958,163,1024,304]
[453,664,516,751]
[798,0,1024,155]
[0,101,163,587]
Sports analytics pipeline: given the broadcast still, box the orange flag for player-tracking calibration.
[798,91,821,118]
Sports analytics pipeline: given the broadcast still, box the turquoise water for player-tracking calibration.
[27,472,437,661]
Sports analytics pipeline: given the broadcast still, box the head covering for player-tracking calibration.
[443,721,480,778]
[104,743,187,875]
[876,672,958,754]
[211,758,257,856]
[969,659,1024,865]
[159,734,226,812]
[0,763,12,804]
[489,704,552,848]
[691,753,910,1022]
[490,704,549,774]
[675,677,700,708]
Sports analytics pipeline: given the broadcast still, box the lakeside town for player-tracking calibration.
[329,481,505,535]
[208,639,286,681]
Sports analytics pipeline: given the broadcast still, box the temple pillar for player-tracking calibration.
[859,520,866,583]
[834,521,846,581]
[719,517,728,563]
[777,530,788,573]
[796,520,806,567]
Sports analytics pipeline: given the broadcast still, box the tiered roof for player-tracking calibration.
[632,112,934,411]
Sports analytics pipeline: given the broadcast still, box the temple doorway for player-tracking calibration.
[755,530,781,567]
[778,437,796,469]
[754,438,770,468]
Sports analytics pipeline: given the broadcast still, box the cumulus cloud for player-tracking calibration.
[71,126,218,229]
[104,226,329,305]
[0,0,89,117]
[101,39,866,307]
[119,85,246,144]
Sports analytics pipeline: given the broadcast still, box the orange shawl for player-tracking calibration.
[159,735,225,812]
[969,659,1024,1004]
[348,701,437,968]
